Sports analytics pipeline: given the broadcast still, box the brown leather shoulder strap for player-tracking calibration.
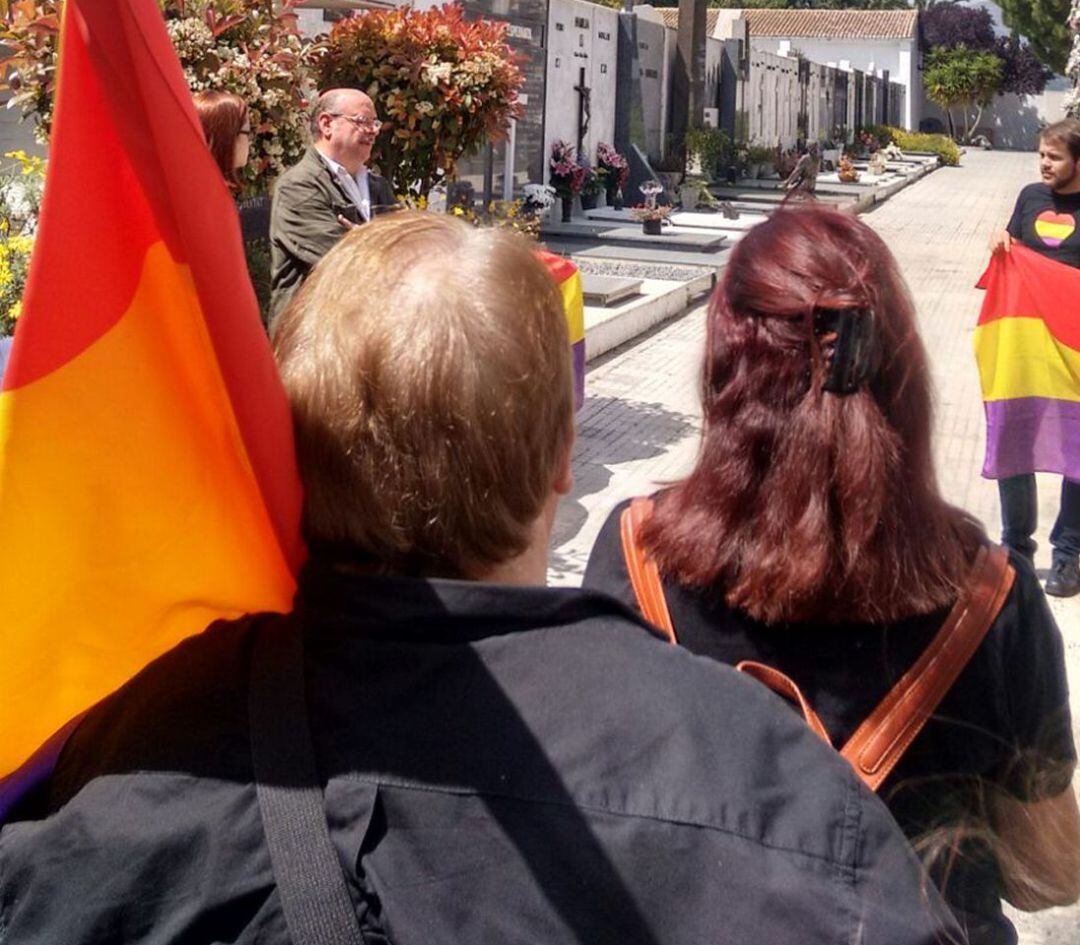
[736,661,833,746]
[840,544,1015,791]
[619,497,677,644]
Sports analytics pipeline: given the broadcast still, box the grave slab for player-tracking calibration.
[585,206,764,232]
[544,241,732,272]
[581,273,643,306]
[541,222,728,251]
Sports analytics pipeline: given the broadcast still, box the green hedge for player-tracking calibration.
[885,128,962,167]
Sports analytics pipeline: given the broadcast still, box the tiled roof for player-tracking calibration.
[659,8,918,41]
[743,9,918,39]
[658,8,720,34]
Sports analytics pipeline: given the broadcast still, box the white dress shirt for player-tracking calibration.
[317,152,371,221]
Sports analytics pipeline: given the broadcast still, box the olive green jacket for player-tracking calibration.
[269,147,395,323]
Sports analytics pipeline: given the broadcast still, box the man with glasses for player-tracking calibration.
[269,88,395,323]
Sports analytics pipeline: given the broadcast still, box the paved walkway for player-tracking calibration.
[550,150,1079,944]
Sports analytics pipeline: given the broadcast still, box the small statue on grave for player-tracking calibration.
[782,143,819,195]
[868,150,889,177]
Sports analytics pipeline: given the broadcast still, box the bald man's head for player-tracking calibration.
[311,88,380,174]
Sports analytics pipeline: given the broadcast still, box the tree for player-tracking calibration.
[923,45,1002,142]
[920,4,1051,98]
[313,5,524,194]
[0,0,312,193]
[995,36,1054,96]
[996,0,1072,74]
[920,3,995,51]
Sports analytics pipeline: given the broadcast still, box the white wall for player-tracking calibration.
[751,36,917,130]
[544,0,619,178]
[923,89,1071,151]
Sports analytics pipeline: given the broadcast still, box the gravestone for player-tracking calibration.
[581,274,643,307]
[614,15,665,168]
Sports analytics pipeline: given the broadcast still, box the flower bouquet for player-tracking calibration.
[837,154,861,183]
[549,140,586,221]
[578,157,605,211]
[597,142,629,208]
[630,180,671,235]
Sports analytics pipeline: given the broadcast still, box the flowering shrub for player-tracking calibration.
[857,130,882,155]
[0,0,313,194]
[596,142,629,190]
[313,3,523,194]
[0,151,45,336]
[549,140,586,196]
[0,234,32,336]
[1067,0,1080,118]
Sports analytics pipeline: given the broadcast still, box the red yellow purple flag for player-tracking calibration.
[974,244,1080,481]
[536,249,585,410]
[0,0,304,799]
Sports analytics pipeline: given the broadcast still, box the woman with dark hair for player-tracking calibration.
[584,204,1079,945]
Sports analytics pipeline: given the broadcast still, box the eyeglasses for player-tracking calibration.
[238,126,252,137]
[328,113,382,133]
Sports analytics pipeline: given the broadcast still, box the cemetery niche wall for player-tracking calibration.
[544,0,619,188]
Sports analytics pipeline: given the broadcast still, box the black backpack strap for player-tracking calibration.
[248,615,366,945]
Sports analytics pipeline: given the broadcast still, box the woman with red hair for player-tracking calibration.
[585,204,1079,945]
[192,90,250,188]
[192,90,268,245]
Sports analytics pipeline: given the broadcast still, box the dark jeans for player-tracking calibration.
[998,474,1080,564]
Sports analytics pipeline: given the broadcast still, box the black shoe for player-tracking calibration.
[1045,558,1080,598]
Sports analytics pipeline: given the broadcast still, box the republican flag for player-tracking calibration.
[974,245,1080,481]
[0,0,304,804]
[536,250,585,410]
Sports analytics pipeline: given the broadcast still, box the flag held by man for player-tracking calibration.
[975,244,1080,482]
[0,0,304,799]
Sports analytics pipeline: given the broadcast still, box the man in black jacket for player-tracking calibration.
[0,214,963,945]
[269,87,395,323]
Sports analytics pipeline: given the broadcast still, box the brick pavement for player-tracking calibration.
[549,150,1079,944]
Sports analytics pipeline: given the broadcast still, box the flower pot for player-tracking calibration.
[605,184,622,210]
[580,192,598,211]
[560,197,573,224]
[642,218,662,236]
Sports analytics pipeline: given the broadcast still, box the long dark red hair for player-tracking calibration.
[192,90,247,188]
[644,205,984,624]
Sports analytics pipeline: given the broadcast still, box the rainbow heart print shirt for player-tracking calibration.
[1034,210,1077,249]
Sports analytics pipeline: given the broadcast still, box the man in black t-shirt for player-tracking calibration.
[990,119,1080,597]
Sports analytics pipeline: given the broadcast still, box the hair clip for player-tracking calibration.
[813,307,878,395]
